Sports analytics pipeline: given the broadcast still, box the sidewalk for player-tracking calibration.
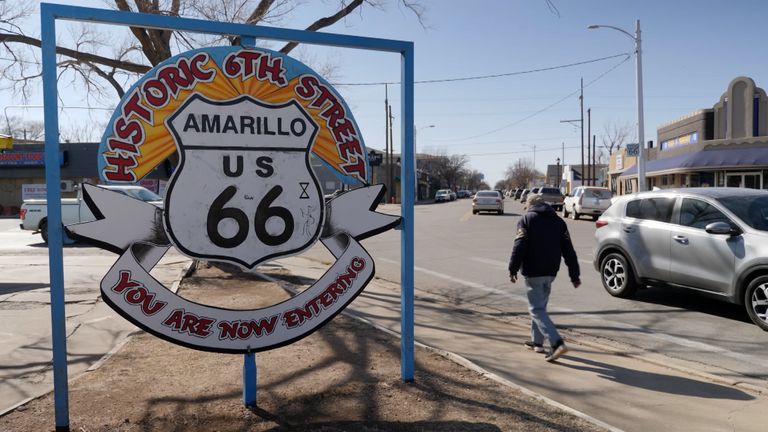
[2,255,766,431]
[275,255,768,432]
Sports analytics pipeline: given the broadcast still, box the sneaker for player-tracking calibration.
[523,341,546,353]
[545,340,568,362]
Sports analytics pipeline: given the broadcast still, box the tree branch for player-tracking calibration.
[279,0,365,54]
[0,32,151,74]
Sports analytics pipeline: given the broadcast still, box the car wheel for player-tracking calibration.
[600,252,637,298]
[472,210,478,214]
[39,220,49,244]
[592,215,599,221]
[745,276,768,331]
[498,210,503,215]
[562,206,569,218]
[572,209,580,220]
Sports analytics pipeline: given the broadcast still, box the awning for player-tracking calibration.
[620,146,768,177]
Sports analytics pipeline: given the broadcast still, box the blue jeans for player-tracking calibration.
[524,275,561,348]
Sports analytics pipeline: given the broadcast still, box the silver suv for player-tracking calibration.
[593,187,768,330]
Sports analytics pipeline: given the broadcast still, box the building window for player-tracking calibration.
[661,175,669,186]
[700,172,714,187]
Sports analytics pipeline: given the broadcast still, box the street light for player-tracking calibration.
[556,157,561,189]
[588,20,646,192]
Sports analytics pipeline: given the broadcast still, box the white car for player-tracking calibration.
[563,186,613,221]
[472,190,504,215]
[435,189,452,202]
[20,184,163,243]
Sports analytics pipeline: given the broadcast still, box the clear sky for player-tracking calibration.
[5,0,768,186]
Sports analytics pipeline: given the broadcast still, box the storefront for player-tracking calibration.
[618,76,768,193]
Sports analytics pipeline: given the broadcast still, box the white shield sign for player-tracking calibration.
[164,94,323,268]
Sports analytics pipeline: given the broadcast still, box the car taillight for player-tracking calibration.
[495,199,501,203]
[19,208,27,220]
[472,198,477,203]
[595,219,608,229]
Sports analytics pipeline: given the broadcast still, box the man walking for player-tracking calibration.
[509,193,581,362]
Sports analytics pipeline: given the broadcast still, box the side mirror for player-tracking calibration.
[705,221,741,236]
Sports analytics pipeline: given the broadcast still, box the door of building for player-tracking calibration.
[726,172,762,189]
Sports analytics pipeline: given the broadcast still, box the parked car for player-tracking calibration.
[472,190,504,215]
[593,187,768,330]
[435,189,452,202]
[563,186,613,220]
[20,184,163,243]
[519,188,531,202]
[495,189,505,200]
[536,187,565,211]
[514,188,525,200]
[457,190,471,199]
[449,190,457,201]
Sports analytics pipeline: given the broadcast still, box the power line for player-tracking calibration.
[434,54,632,143]
[331,52,630,86]
[466,145,580,157]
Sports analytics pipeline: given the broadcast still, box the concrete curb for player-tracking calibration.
[257,270,622,432]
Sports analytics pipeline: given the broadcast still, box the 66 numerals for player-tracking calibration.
[206,185,294,248]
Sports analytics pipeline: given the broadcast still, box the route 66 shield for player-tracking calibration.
[163,93,323,269]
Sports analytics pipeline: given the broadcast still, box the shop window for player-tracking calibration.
[763,171,768,189]
[661,175,669,186]
[700,172,714,187]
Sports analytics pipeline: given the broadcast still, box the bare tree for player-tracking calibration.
[0,0,426,102]
[462,169,485,191]
[504,159,541,189]
[602,121,631,155]
[429,153,468,190]
[1,116,44,141]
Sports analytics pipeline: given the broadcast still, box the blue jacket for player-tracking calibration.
[508,203,580,282]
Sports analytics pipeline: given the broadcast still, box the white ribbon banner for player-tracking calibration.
[69,183,399,353]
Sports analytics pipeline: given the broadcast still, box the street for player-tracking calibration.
[0,218,191,414]
[303,196,768,390]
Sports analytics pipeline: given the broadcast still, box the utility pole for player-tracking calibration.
[384,84,390,200]
[593,135,597,186]
[580,78,584,188]
[587,107,591,186]
[388,103,395,202]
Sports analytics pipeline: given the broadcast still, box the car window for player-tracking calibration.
[626,197,674,222]
[586,189,612,199]
[540,188,559,194]
[717,195,768,231]
[679,198,731,229]
[477,191,499,198]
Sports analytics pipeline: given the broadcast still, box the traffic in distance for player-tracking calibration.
[435,185,768,331]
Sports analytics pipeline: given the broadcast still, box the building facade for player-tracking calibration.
[617,76,768,193]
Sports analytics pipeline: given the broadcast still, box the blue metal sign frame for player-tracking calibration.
[41,3,415,430]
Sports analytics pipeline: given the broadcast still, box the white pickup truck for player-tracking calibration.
[19,184,163,243]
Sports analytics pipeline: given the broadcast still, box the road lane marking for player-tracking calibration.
[379,257,767,368]
[469,256,593,268]
[459,211,472,222]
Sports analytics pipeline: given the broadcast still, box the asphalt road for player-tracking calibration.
[304,197,768,389]
[0,218,191,414]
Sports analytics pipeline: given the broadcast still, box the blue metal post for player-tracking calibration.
[400,43,415,382]
[40,4,70,431]
[243,352,257,406]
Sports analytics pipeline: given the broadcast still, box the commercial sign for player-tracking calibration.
[660,132,698,151]
[616,154,623,170]
[72,47,399,353]
[626,143,639,157]
[0,134,12,150]
[22,184,47,200]
[0,151,64,167]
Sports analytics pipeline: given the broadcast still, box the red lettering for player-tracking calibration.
[163,309,184,329]
[114,117,143,145]
[104,154,137,182]
[218,321,238,339]
[157,66,191,97]
[342,156,367,178]
[338,138,362,161]
[250,316,278,336]
[282,310,300,328]
[320,103,345,128]
[190,53,214,81]
[257,56,286,86]
[309,86,337,109]
[331,121,355,142]
[110,271,139,293]
[121,91,151,122]
[142,79,168,108]
[107,138,139,155]
[295,75,319,99]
